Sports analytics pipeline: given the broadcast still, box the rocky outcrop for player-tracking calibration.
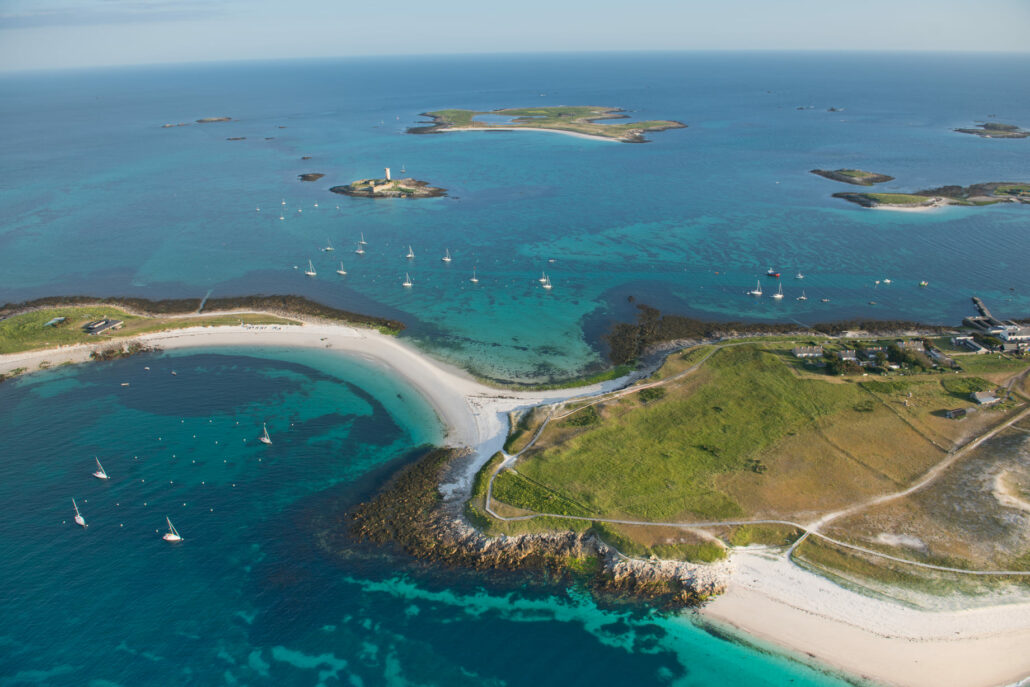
[326,449,726,609]
[298,173,325,182]
[811,169,894,186]
[330,178,446,199]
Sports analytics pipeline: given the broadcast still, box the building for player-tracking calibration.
[897,339,925,352]
[945,408,969,420]
[970,391,1000,406]
[792,346,823,358]
[999,325,1030,343]
[82,319,123,335]
[837,349,858,362]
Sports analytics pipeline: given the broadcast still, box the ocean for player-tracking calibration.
[0,350,854,686]
[2,51,1028,685]
[1,52,1028,380]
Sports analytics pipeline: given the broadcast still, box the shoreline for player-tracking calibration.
[5,320,1030,687]
[700,549,1030,687]
[438,126,620,143]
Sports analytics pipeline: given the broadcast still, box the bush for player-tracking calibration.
[638,386,666,404]
[561,405,600,427]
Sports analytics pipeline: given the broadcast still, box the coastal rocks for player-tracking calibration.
[330,178,447,199]
[161,122,189,128]
[810,169,894,186]
[298,173,325,182]
[226,137,246,141]
[335,449,725,609]
[954,122,1028,139]
[196,116,232,124]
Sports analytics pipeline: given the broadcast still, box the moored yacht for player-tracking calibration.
[162,517,182,542]
[92,457,109,480]
[304,260,317,277]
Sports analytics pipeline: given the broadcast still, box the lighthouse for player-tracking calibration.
[385,167,391,181]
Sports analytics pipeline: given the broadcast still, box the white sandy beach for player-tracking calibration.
[702,549,1030,687]
[4,320,1030,687]
[441,126,620,143]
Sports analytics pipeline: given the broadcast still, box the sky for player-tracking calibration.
[1,0,1029,72]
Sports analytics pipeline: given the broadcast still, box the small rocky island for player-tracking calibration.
[408,106,686,143]
[298,173,325,182]
[834,182,1030,209]
[954,122,1028,139]
[330,169,446,198]
[196,116,232,124]
[811,169,894,186]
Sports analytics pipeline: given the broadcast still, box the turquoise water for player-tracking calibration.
[1,53,1028,380]
[0,353,856,686]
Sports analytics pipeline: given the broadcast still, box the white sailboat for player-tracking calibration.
[795,271,805,279]
[162,517,182,542]
[359,233,368,245]
[72,498,87,528]
[796,290,808,301]
[259,423,272,445]
[304,260,317,277]
[336,262,347,276]
[92,457,109,480]
[542,274,553,290]
[323,239,334,252]
[538,271,548,284]
[355,243,365,255]
[772,281,784,299]
[402,273,413,288]
[747,280,763,296]
[406,245,415,260]
[441,248,452,263]
[470,268,479,284]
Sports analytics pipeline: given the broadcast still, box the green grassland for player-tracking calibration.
[479,340,1029,552]
[0,306,297,355]
[863,193,936,205]
[419,106,685,142]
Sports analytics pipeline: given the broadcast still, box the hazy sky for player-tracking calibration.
[1,0,1029,71]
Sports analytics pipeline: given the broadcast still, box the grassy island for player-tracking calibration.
[811,169,894,186]
[330,177,446,198]
[408,106,686,143]
[834,181,1030,209]
[954,122,1028,139]
[472,337,1030,588]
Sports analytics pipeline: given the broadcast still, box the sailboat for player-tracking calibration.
[400,164,406,174]
[323,239,334,252]
[747,280,763,296]
[304,260,317,277]
[72,498,87,528]
[441,249,452,263]
[336,262,347,276]
[772,281,784,299]
[795,271,805,279]
[359,233,368,245]
[402,273,413,288]
[355,242,365,255]
[259,423,272,445]
[883,278,892,284]
[162,517,182,542]
[92,457,109,480]
[538,271,548,284]
[406,245,415,260]
[542,274,553,290]
[470,268,479,284]
[796,290,808,301]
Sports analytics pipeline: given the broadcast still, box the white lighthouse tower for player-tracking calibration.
[385,167,391,181]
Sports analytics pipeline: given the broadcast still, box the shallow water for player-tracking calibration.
[0,352,856,686]
[1,52,1028,380]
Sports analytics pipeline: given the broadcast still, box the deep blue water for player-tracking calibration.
[1,52,1028,380]
[0,352,855,686]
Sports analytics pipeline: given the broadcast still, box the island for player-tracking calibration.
[5,292,1030,687]
[298,173,325,182]
[407,106,686,143]
[955,122,1028,139]
[330,172,446,199]
[810,168,894,186]
[196,116,232,124]
[834,181,1030,209]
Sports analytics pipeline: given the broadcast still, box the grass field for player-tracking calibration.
[0,306,297,355]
